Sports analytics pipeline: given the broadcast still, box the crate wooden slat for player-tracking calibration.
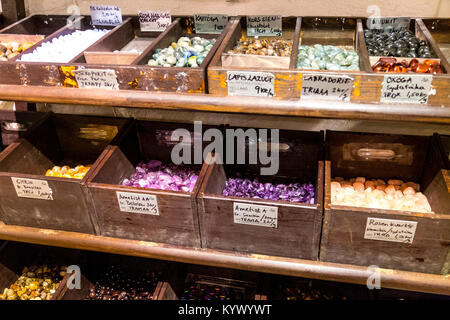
[0,113,130,234]
[320,131,450,274]
[197,128,324,260]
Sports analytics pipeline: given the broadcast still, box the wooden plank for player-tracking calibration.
[0,85,448,123]
[0,222,448,295]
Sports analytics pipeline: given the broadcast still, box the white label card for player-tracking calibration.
[74,69,119,90]
[233,202,278,228]
[381,74,432,104]
[11,177,53,200]
[301,74,354,101]
[194,14,228,34]
[138,11,171,32]
[367,17,410,33]
[364,217,417,244]
[116,191,159,215]
[90,5,122,26]
[227,71,274,98]
[247,15,282,37]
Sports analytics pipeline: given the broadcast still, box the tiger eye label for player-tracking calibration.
[301,74,354,101]
[247,15,282,37]
[227,71,275,97]
[117,191,159,215]
[194,14,228,34]
[74,69,119,90]
[233,202,278,228]
[381,74,433,104]
[364,217,417,244]
[11,177,53,200]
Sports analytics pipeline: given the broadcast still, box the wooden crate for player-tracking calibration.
[320,131,450,274]
[197,127,324,259]
[80,16,163,65]
[359,18,450,106]
[207,16,380,101]
[267,274,373,300]
[158,263,266,300]
[130,16,231,93]
[0,15,231,93]
[60,251,169,300]
[0,113,130,234]
[0,241,87,300]
[0,111,47,148]
[86,120,219,247]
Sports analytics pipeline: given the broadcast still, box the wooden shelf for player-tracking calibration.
[0,221,448,296]
[0,85,449,124]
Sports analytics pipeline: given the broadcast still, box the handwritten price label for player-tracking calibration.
[234,202,278,228]
[74,69,119,90]
[364,217,417,244]
[139,11,171,32]
[11,177,53,200]
[227,71,274,98]
[247,15,282,37]
[194,14,228,34]
[90,5,122,26]
[367,17,410,33]
[116,191,159,215]
[301,74,354,101]
[381,74,433,104]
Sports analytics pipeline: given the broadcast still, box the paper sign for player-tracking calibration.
[367,17,410,33]
[194,14,228,34]
[381,74,433,104]
[233,202,278,228]
[11,177,53,200]
[138,11,171,32]
[74,69,119,90]
[116,191,159,215]
[301,74,354,101]
[247,15,282,37]
[227,71,275,98]
[90,5,122,26]
[364,217,417,244]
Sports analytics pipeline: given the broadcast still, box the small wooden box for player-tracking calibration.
[131,16,231,93]
[80,17,159,65]
[158,264,266,300]
[0,241,87,300]
[208,16,302,98]
[197,127,324,259]
[60,251,169,300]
[361,18,450,73]
[320,131,450,274]
[0,111,47,148]
[0,113,130,234]
[86,120,218,247]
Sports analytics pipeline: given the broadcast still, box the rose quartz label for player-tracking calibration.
[364,217,417,244]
